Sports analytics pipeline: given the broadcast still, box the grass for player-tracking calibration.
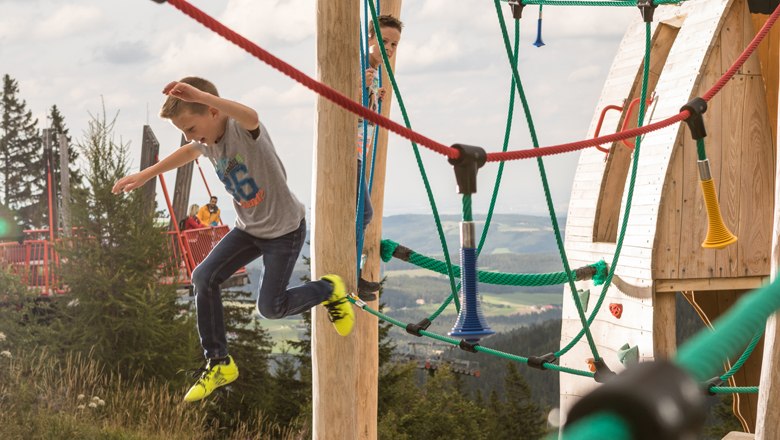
[0,349,306,440]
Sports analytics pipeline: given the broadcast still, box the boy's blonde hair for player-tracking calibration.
[159,76,219,119]
[368,15,403,39]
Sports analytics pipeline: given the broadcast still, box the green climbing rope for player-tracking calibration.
[380,239,607,287]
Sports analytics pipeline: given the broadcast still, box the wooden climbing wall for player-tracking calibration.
[559,0,777,424]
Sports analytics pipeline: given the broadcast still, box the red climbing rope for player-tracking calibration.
[164,0,457,159]
[161,0,779,163]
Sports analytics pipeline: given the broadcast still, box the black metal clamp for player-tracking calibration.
[566,360,707,440]
[637,0,657,22]
[592,358,616,383]
[405,318,432,337]
[528,353,558,370]
[703,376,724,396]
[448,144,486,195]
[680,97,708,140]
[458,339,480,353]
[508,0,525,19]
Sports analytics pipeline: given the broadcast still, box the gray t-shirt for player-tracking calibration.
[195,118,305,238]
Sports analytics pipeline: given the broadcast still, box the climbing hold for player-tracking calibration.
[577,289,590,313]
[609,303,623,319]
[586,358,597,373]
[618,343,639,366]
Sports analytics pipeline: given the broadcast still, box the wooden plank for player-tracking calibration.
[655,136,685,278]
[750,13,779,146]
[655,276,767,292]
[653,291,676,359]
[737,74,775,277]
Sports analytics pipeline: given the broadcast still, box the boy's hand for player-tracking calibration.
[364,67,377,87]
[163,81,206,103]
[112,172,151,194]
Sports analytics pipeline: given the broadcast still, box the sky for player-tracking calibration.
[1,0,638,226]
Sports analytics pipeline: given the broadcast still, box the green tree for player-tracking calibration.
[55,107,199,382]
[0,74,41,226]
[487,362,549,440]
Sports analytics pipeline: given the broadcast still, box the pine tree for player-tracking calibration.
[48,104,83,193]
[55,107,199,382]
[488,362,549,439]
[0,74,41,227]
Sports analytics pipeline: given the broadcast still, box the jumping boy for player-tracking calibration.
[356,15,403,300]
[112,76,354,402]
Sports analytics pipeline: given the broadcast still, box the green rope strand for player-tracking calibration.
[556,21,652,358]
[426,18,521,322]
[721,330,763,381]
[380,239,607,287]
[493,0,600,360]
[367,1,461,310]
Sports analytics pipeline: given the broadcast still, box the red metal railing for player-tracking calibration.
[0,225,243,295]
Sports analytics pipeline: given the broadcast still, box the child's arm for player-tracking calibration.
[112,143,201,194]
[163,81,260,132]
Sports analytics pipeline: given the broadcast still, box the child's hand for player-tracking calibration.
[112,173,151,194]
[377,88,387,101]
[162,81,205,103]
[364,68,377,87]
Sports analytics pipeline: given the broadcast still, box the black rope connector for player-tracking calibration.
[680,97,708,140]
[528,353,558,370]
[151,0,167,3]
[566,360,707,440]
[637,0,657,22]
[448,144,486,195]
[393,243,413,262]
[703,376,724,396]
[574,264,598,281]
[458,339,480,353]
[508,0,525,19]
[405,318,432,337]
[592,358,616,383]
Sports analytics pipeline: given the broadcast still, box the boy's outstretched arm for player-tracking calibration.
[112,143,201,194]
[163,81,260,132]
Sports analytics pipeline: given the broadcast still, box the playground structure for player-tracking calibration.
[2,0,780,438]
[0,125,246,295]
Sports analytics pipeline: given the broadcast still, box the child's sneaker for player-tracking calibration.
[321,274,355,336]
[183,355,239,402]
[357,277,380,301]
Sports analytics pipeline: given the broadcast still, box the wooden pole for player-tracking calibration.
[355,2,403,439]
[754,12,780,438]
[58,134,71,236]
[171,135,193,231]
[140,126,160,217]
[311,1,359,439]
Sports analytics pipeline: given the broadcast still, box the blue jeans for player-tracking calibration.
[191,219,332,359]
[357,160,373,232]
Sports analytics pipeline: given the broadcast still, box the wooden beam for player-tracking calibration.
[655,277,768,292]
[356,1,403,439]
[171,135,193,231]
[311,1,359,439]
[755,10,780,436]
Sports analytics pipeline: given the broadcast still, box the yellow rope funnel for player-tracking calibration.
[698,160,737,249]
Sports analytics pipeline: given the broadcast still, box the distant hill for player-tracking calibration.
[381,213,566,256]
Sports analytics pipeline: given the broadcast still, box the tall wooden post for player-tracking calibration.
[355,2,403,439]
[753,10,780,438]
[140,126,160,217]
[58,134,71,236]
[171,135,193,231]
[311,1,359,439]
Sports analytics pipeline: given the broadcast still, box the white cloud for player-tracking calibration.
[34,4,102,39]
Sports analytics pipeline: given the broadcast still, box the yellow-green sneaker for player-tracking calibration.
[321,274,355,336]
[183,355,239,402]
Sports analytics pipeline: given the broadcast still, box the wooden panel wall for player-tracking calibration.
[654,0,775,281]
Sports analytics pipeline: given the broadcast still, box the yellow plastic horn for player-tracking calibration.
[698,160,737,249]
